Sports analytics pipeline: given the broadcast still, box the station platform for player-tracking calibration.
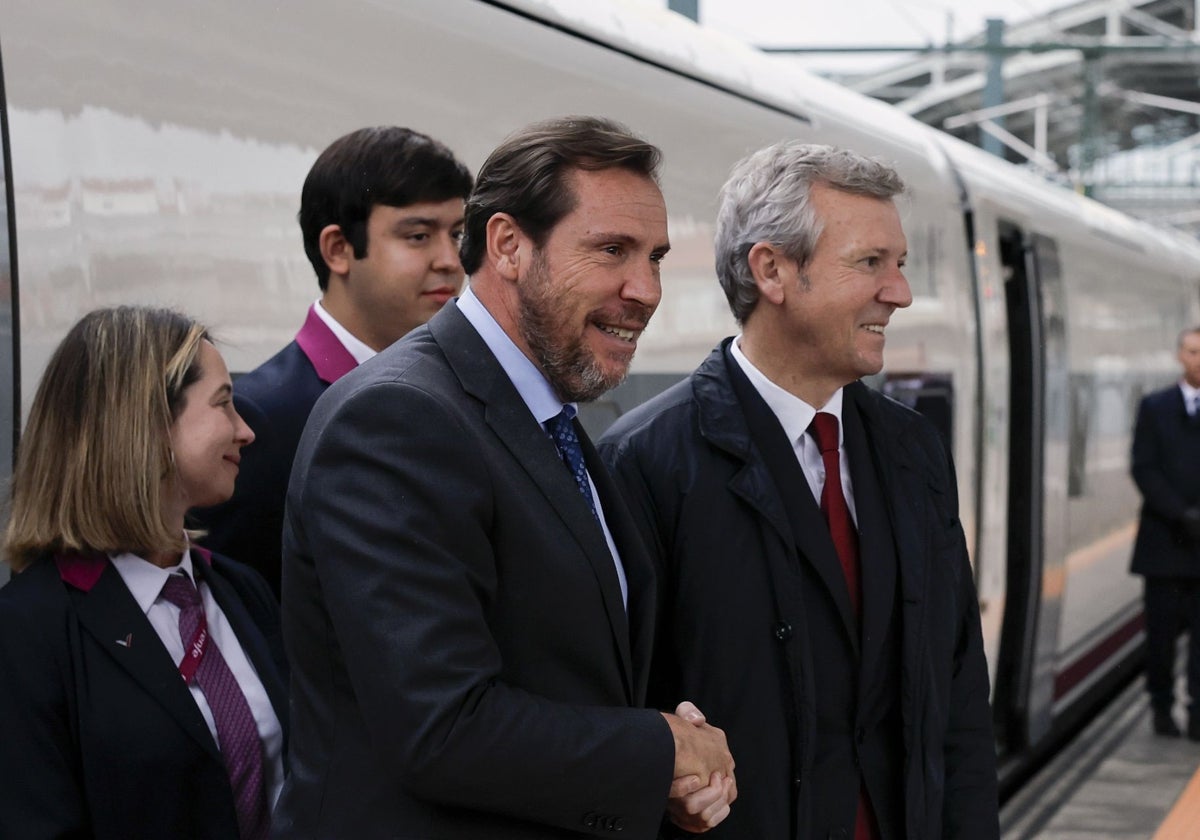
[1002,668,1200,839]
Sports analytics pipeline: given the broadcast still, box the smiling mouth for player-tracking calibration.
[863,324,886,335]
[596,323,642,342]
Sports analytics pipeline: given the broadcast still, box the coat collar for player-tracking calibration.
[57,551,223,761]
[295,304,358,385]
[426,303,638,700]
[690,340,930,640]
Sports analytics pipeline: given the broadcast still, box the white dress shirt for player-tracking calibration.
[1181,380,1200,417]
[729,336,858,524]
[109,548,285,807]
[313,298,376,365]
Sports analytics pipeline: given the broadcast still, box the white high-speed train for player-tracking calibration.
[2,0,1197,794]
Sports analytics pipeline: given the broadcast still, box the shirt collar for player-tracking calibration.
[456,285,572,425]
[109,545,197,616]
[1181,380,1200,405]
[312,299,376,366]
[729,334,844,445]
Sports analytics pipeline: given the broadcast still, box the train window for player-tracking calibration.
[881,372,953,445]
[1067,373,1092,498]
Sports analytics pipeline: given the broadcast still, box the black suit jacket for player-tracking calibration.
[274,302,674,839]
[1131,384,1200,577]
[599,341,998,840]
[0,549,288,839]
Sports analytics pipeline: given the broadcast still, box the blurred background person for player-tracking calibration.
[1131,325,1200,739]
[0,306,287,840]
[194,126,473,596]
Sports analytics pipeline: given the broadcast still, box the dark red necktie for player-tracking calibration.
[808,412,879,840]
[808,412,861,617]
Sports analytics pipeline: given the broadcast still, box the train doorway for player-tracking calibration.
[993,223,1069,756]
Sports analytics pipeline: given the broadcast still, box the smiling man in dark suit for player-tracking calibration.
[274,117,735,839]
[195,127,473,596]
[1131,326,1200,739]
[600,142,998,839]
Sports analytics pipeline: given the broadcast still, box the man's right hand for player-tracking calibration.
[661,701,736,833]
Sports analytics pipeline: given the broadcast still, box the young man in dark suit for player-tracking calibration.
[196,127,473,595]
[600,142,999,839]
[274,117,735,839]
[1131,326,1200,738]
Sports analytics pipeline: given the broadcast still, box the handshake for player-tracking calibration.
[661,701,738,833]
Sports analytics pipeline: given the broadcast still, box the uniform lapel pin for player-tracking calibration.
[115,633,133,648]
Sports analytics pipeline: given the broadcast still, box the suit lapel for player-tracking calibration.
[843,392,896,683]
[198,560,289,728]
[722,348,860,651]
[582,434,646,700]
[68,562,222,762]
[428,304,634,698]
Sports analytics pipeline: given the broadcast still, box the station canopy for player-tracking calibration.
[765,0,1200,236]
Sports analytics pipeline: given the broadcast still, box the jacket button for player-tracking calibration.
[613,817,626,831]
[774,621,793,642]
[582,812,598,828]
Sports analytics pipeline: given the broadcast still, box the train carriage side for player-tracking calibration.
[944,137,1200,780]
[3,0,1198,789]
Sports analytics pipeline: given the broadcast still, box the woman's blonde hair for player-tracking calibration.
[4,306,210,570]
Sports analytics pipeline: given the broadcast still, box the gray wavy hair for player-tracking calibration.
[714,142,905,324]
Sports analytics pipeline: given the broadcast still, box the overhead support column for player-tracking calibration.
[983,18,1007,158]
[668,0,699,22]
[1080,53,1103,197]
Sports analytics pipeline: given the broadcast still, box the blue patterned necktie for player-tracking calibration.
[545,407,599,521]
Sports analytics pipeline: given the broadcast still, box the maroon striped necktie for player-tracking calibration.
[161,573,269,840]
[808,412,880,840]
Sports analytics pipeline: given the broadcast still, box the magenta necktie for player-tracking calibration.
[160,573,269,840]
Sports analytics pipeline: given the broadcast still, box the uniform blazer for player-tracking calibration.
[196,306,357,595]
[598,341,999,840]
[0,547,288,840]
[1131,384,1200,577]
[274,301,674,840]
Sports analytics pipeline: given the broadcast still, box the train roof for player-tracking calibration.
[514,0,1200,270]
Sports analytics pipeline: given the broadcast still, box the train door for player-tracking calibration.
[0,43,18,585]
[992,223,1069,754]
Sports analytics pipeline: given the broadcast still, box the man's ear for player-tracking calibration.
[486,213,525,282]
[319,224,353,278]
[747,242,791,306]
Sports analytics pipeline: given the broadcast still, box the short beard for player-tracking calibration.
[517,250,640,403]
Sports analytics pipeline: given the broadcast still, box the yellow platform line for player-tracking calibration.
[1154,760,1200,839]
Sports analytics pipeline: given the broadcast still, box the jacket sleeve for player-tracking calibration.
[1131,394,1190,521]
[291,379,674,835]
[0,574,89,838]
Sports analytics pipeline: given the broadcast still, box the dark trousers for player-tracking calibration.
[1144,577,1200,716]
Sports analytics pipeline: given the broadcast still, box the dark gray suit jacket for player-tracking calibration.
[274,301,674,839]
[1131,384,1200,577]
